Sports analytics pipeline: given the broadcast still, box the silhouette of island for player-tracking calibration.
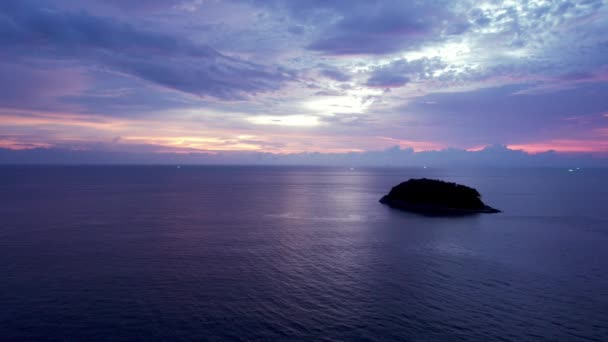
[380,178,500,215]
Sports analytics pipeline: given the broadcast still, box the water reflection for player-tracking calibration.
[1,166,607,340]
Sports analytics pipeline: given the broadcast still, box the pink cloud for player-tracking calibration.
[508,139,608,154]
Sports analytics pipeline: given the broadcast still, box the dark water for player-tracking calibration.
[1,166,607,341]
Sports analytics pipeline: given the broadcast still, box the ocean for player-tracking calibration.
[1,166,607,341]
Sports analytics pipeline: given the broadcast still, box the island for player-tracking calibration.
[379,178,501,215]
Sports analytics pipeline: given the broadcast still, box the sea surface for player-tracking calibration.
[1,166,607,341]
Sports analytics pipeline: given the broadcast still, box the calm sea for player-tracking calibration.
[1,166,607,341]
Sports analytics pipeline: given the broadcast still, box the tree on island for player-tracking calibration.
[380,178,500,215]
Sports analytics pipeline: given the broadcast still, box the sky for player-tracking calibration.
[1,0,607,164]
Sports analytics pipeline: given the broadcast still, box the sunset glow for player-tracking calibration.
[0,0,607,164]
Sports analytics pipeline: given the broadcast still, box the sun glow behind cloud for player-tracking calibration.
[247,115,320,127]
[303,89,379,114]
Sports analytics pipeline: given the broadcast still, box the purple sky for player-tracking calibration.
[1,0,607,163]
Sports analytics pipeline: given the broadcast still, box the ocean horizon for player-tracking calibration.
[2,165,607,341]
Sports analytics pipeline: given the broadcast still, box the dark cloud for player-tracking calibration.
[319,66,352,82]
[48,0,186,14]
[241,0,355,21]
[241,0,468,55]
[97,0,183,12]
[366,74,410,88]
[0,0,292,100]
[287,25,305,35]
[305,1,467,55]
[366,58,445,88]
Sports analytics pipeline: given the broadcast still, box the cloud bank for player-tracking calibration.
[0,0,292,100]
[1,145,606,167]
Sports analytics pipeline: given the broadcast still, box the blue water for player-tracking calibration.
[1,166,607,341]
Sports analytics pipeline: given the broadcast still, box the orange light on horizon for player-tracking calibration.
[0,139,51,150]
[508,140,608,154]
[376,137,446,152]
[466,145,488,152]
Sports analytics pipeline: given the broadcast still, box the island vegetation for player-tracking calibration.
[379,178,500,215]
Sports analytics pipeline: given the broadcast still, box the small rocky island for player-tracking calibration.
[380,178,500,215]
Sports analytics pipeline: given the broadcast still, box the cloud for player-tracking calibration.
[404,82,608,146]
[0,0,293,100]
[1,0,608,160]
[1,144,606,166]
[366,74,410,88]
[0,62,87,111]
[304,1,467,55]
[241,0,469,55]
[462,0,608,81]
[319,66,352,82]
[99,0,186,12]
[366,58,445,88]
